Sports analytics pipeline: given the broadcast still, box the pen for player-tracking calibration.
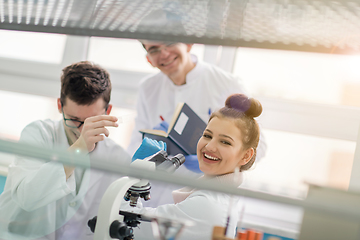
[208,108,211,116]
[160,115,165,121]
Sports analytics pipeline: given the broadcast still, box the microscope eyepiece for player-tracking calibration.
[156,153,185,173]
[170,154,186,168]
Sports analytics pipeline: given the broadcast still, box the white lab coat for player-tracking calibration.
[121,173,243,240]
[0,119,131,240]
[127,55,267,207]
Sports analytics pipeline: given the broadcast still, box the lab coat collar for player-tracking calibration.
[199,172,243,188]
[184,54,205,85]
[164,54,205,88]
[172,172,243,204]
[213,172,244,187]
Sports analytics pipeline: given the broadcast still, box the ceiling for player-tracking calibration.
[0,0,360,54]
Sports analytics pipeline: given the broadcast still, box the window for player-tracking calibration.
[0,30,66,63]
[242,129,355,198]
[0,90,60,141]
[233,47,360,108]
[232,47,359,196]
[107,107,136,150]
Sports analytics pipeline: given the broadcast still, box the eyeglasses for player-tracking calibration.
[60,100,109,128]
[62,111,85,129]
[61,107,108,129]
[146,43,178,57]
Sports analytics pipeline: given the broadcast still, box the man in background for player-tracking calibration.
[128,10,267,207]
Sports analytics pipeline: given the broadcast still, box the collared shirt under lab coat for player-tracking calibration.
[127,55,267,207]
[0,119,131,240]
[121,173,244,240]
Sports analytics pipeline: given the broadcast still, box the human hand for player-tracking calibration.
[132,137,167,162]
[153,121,169,132]
[183,154,202,173]
[71,115,118,153]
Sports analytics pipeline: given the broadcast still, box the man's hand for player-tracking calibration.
[70,115,118,153]
[64,115,118,180]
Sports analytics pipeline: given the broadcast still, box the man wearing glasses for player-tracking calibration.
[127,10,267,208]
[0,61,131,240]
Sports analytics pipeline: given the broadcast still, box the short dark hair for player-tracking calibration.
[60,61,111,108]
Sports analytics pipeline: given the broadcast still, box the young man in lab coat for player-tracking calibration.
[0,61,131,240]
[127,10,267,208]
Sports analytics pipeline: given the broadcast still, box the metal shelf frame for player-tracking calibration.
[1,0,360,54]
[1,138,360,223]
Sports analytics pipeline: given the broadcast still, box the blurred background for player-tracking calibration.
[0,29,358,198]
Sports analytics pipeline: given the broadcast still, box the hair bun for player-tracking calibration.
[225,94,262,118]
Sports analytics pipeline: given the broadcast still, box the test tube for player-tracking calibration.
[254,231,263,240]
[246,229,256,240]
[237,230,247,240]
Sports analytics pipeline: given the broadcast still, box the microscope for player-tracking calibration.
[88,150,185,240]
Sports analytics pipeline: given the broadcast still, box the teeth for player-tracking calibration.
[162,58,176,66]
[204,153,219,161]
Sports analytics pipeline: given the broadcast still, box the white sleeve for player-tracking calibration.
[8,121,74,211]
[126,192,227,240]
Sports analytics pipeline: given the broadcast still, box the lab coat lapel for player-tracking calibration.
[58,121,103,199]
[82,142,107,194]
[80,168,102,196]
[57,120,71,150]
[73,166,103,200]
[72,169,91,200]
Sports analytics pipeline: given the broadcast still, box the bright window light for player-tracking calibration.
[233,47,360,107]
[0,90,60,141]
[88,37,204,73]
[243,129,355,198]
[0,30,66,63]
